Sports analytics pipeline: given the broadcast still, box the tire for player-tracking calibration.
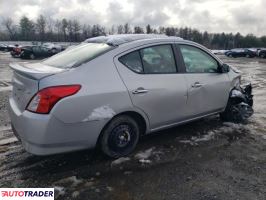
[29,53,35,59]
[51,48,57,54]
[245,54,250,58]
[228,54,233,58]
[260,53,266,58]
[100,115,140,158]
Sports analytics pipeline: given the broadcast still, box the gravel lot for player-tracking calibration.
[0,52,266,200]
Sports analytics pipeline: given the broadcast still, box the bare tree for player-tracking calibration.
[61,18,68,41]
[36,15,46,41]
[73,20,81,41]
[117,25,124,34]
[54,20,62,41]
[2,17,17,40]
[124,23,131,34]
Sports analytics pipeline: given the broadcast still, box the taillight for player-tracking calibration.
[26,85,81,114]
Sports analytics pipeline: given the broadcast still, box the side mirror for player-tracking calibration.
[218,63,230,73]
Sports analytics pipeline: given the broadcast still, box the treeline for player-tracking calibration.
[1,15,266,49]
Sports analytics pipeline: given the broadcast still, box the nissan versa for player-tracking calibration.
[8,34,253,158]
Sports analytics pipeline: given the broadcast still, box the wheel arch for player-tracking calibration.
[96,110,149,147]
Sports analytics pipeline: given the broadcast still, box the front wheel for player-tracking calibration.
[260,53,266,58]
[100,115,140,158]
[29,53,35,59]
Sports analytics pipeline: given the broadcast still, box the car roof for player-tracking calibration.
[84,34,183,46]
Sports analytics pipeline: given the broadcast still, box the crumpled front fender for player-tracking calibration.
[230,83,253,106]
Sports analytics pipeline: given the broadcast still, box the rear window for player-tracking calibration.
[42,43,113,68]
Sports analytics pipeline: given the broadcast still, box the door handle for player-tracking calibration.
[132,88,148,94]
[192,82,203,88]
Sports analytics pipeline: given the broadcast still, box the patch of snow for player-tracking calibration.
[0,86,12,92]
[72,191,80,198]
[95,172,101,176]
[111,157,130,166]
[262,135,266,140]
[135,147,154,160]
[83,105,115,122]
[179,131,215,145]
[106,186,113,192]
[179,140,195,145]
[192,131,215,142]
[95,188,100,193]
[55,176,82,187]
[124,171,132,175]
[139,159,151,164]
[54,186,65,196]
[0,126,11,132]
[0,137,18,145]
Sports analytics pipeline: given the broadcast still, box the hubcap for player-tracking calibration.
[117,130,131,147]
[109,124,135,151]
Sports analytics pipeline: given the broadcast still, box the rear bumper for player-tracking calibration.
[8,97,106,155]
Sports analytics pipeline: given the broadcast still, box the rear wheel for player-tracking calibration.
[260,53,266,58]
[100,115,140,158]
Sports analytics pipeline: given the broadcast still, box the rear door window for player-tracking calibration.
[119,44,177,74]
[140,45,176,73]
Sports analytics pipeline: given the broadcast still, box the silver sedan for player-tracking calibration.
[8,34,253,158]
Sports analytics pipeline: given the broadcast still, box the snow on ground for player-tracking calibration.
[179,122,248,145]
[54,176,83,187]
[134,147,156,164]
[0,126,11,132]
[135,147,154,160]
[54,186,65,196]
[0,86,12,92]
[0,137,18,145]
[111,157,130,166]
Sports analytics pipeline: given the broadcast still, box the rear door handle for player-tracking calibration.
[192,82,203,88]
[132,88,148,94]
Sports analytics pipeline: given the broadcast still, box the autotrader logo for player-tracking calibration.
[0,188,54,199]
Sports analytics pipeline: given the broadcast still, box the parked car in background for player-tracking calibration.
[42,43,63,53]
[20,45,59,59]
[9,34,253,158]
[10,45,22,57]
[0,44,15,52]
[257,48,266,58]
[225,48,256,58]
[0,44,8,51]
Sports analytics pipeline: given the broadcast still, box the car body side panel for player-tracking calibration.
[114,57,188,129]
[184,73,231,116]
[39,54,134,125]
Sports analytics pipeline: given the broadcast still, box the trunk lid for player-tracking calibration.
[10,62,65,112]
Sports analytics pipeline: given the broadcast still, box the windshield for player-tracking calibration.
[42,43,113,68]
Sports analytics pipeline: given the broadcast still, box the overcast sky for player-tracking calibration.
[0,0,265,36]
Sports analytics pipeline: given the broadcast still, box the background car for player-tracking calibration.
[10,45,22,57]
[20,45,59,59]
[42,42,63,53]
[0,44,15,52]
[225,48,258,58]
[258,48,266,58]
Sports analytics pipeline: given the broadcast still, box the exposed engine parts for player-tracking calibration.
[220,83,254,123]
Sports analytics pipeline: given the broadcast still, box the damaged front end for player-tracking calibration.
[221,83,254,123]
